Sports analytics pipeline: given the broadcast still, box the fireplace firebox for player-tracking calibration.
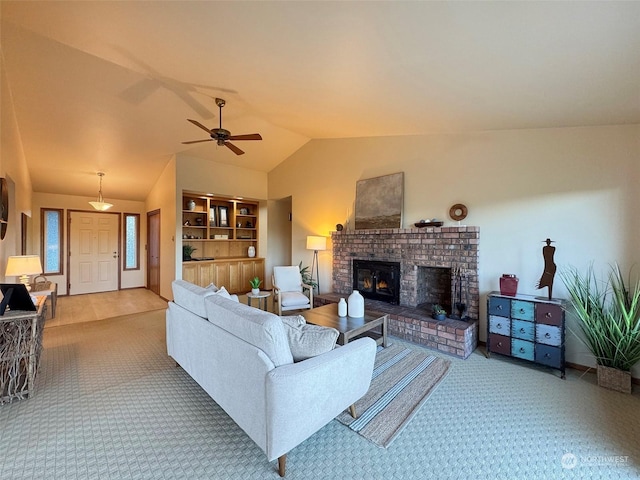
[353,260,400,304]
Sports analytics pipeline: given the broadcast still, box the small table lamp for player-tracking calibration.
[5,255,43,291]
[306,236,327,294]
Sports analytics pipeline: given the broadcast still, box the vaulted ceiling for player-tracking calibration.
[2,1,639,202]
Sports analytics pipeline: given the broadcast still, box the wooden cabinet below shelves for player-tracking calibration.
[182,258,265,294]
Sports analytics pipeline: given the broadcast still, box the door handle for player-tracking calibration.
[113,252,119,258]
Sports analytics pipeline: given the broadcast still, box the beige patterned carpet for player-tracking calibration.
[1,308,639,479]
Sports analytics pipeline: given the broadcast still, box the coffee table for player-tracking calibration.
[299,303,389,347]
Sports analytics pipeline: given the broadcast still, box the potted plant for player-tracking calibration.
[298,261,318,289]
[560,263,640,393]
[432,304,446,321]
[182,244,196,261]
[249,276,262,295]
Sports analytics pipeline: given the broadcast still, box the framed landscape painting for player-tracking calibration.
[355,172,404,229]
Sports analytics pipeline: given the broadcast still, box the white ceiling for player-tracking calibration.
[2,1,639,202]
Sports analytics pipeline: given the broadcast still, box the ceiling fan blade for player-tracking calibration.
[187,119,213,133]
[224,142,245,155]
[182,139,214,145]
[228,133,262,141]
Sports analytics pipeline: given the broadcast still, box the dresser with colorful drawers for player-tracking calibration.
[486,292,566,378]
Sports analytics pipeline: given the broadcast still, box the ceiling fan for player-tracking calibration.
[182,98,262,155]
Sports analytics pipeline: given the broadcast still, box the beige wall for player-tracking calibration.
[31,192,148,295]
[268,124,640,376]
[0,52,33,270]
[146,157,177,301]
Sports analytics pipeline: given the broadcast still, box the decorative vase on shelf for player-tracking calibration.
[186,199,196,211]
[348,290,364,318]
[338,298,347,317]
[247,246,256,258]
[251,288,260,296]
[500,274,519,296]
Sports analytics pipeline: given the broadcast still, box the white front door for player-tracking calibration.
[69,211,119,295]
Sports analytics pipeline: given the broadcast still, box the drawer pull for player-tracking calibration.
[520,328,526,334]
[545,333,551,339]
[497,342,503,347]
[496,305,503,311]
[497,323,502,329]
[519,347,525,353]
[544,353,551,359]
[519,309,525,314]
[545,312,552,318]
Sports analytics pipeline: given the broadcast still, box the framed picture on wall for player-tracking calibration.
[218,206,229,227]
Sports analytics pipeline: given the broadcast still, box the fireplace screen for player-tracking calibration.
[353,260,400,304]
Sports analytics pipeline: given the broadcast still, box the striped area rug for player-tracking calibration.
[337,342,451,448]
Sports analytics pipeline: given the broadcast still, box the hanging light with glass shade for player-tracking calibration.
[88,172,113,211]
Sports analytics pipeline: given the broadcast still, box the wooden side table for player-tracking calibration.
[0,297,46,403]
[246,291,272,311]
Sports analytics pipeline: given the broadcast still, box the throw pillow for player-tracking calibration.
[281,315,339,362]
[205,282,219,292]
[213,286,232,299]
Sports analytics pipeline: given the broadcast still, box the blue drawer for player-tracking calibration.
[536,344,562,368]
[536,324,562,346]
[511,300,534,321]
[489,296,510,317]
[511,319,535,341]
[511,338,534,361]
[489,315,511,336]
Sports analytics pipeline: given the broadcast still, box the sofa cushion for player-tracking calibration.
[205,294,293,367]
[281,315,339,362]
[172,280,216,318]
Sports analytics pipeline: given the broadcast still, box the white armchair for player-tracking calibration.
[272,266,314,316]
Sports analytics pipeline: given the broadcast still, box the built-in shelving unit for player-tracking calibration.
[181,191,263,293]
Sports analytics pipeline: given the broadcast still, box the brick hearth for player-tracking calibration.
[328,226,480,358]
[314,293,478,359]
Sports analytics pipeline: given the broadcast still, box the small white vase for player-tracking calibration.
[251,288,260,295]
[186,199,196,211]
[347,290,364,318]
[247,246,256,258]
[338,298,347,317]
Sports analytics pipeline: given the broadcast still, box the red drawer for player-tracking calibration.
[489,333,511,356]
[536,303,563,326]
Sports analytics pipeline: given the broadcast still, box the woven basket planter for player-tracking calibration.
[597,365,632,394]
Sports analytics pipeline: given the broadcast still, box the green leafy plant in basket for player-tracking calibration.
[560,263,640,392]
[249,276,262,289]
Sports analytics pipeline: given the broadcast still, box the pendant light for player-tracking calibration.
[88,172,113,211]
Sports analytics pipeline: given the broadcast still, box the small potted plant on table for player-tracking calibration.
[249,276,262,295]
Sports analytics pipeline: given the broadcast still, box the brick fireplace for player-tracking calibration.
[318,226,480,358]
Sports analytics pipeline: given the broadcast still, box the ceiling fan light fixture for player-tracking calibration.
[89,172,113,211]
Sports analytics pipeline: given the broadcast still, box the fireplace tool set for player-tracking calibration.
[451,266,470,320]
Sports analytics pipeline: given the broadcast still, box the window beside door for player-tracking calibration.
[41,208,63,275]
[124,213,140,270]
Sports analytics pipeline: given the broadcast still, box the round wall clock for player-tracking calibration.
[0,177,8,240]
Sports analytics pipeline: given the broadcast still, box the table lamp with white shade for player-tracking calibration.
[5,255,43,291]
[306,235,327,294]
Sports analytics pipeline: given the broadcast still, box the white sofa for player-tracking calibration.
[166,280,376,477]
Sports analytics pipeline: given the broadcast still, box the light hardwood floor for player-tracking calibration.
[44,288,169,328]
[44,288,280,328]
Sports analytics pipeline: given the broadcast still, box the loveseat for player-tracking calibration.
[166,280,376,476]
